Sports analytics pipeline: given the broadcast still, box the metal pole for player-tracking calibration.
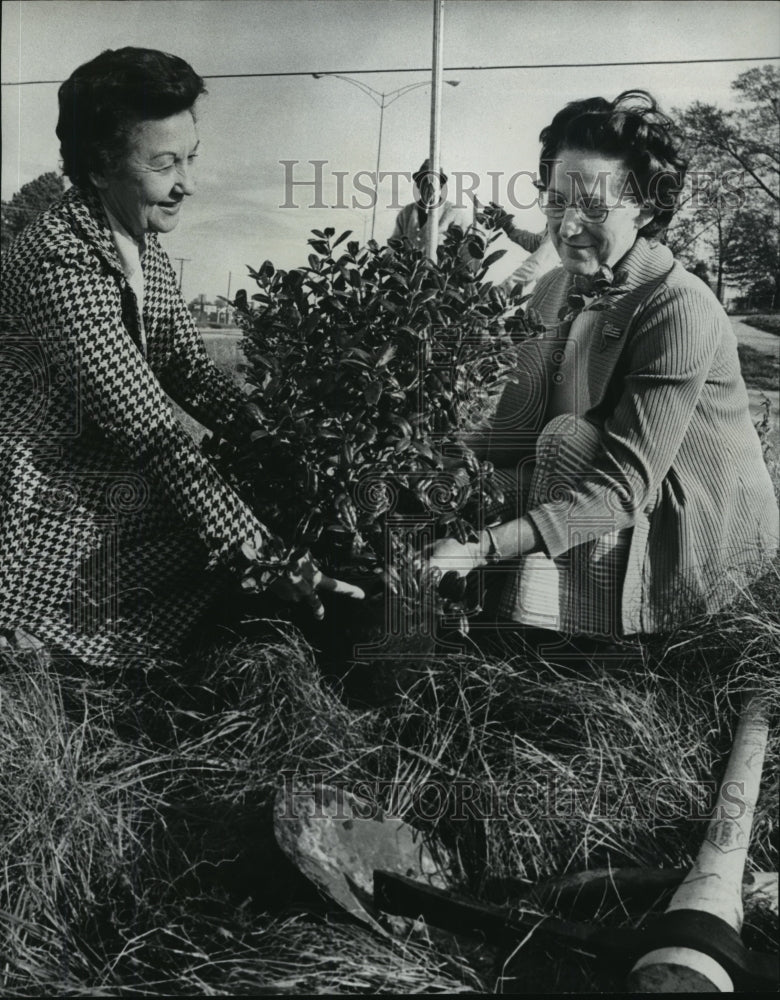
[224,271,232,325]
[426,0,444,260]
[371,97,385,242]
[173,256,191,290]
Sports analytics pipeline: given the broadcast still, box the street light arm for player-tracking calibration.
[313,74,459,108]
[310,72,460,243]
[382,80,432,107]
[312,72,384,105]
[383,78,459,107]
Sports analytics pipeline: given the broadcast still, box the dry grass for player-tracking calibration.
[2,570,779,994]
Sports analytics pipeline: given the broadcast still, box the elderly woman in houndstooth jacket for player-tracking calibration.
[1,47,362,668]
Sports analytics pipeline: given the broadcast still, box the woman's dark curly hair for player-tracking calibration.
[538,90,688,238]
[57,47,206,189]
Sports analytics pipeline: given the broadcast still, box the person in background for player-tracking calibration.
[472,200,559,297]
[1,47,362,669]
[429,90,778,649]
[390,159,474,250]
[500,223,560,296]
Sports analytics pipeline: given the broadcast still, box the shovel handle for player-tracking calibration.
[628,694,773,993]
[373,870,636,960]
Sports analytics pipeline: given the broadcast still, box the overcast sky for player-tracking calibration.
[2,0,779,300]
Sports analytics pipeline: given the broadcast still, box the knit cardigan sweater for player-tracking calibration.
[483,237,778,634]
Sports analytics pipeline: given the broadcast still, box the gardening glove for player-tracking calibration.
[269,550,365,621]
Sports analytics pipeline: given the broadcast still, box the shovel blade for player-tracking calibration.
[273,783,448,934]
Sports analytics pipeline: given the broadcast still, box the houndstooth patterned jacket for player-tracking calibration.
[1,185,267,667]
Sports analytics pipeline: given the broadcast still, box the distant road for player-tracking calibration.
[203,321,778,348]
[200,327,243,337]
[730,317,779,355]
[195,319,779,451]
[729,317,779,454]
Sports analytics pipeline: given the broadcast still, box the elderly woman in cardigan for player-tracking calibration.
[430,90,778,648]
[1,47,362,668]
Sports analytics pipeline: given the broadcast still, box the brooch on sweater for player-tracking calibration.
[557,265,629,326]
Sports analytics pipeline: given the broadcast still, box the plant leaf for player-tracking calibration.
[332,230,353,249]
[481,249,507,269]
[364,382,382,405]
[375,344,397,368]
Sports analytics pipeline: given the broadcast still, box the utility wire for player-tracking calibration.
[3,54,779,86]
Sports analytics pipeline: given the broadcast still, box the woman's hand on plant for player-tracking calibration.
[270,550,365,620]
[427,536,484,579]
[427,537,486,627]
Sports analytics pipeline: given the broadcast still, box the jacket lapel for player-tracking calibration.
[64,187,149,355]
[65,187,124,275]
[570,238,676,410]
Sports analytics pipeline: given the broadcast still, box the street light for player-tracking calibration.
[312,73,459,241]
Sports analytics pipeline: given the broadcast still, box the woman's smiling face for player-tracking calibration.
[91,110,199,239]
[545,147,653,275]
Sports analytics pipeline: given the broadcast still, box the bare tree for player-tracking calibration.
[669,67,780,304]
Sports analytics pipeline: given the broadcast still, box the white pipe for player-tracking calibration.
[628,694,769,993]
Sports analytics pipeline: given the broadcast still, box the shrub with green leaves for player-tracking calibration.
[216,212,536,579]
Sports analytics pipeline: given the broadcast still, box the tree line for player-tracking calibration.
[667,65,779,309]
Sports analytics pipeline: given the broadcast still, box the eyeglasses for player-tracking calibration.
[536,188,611,225]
